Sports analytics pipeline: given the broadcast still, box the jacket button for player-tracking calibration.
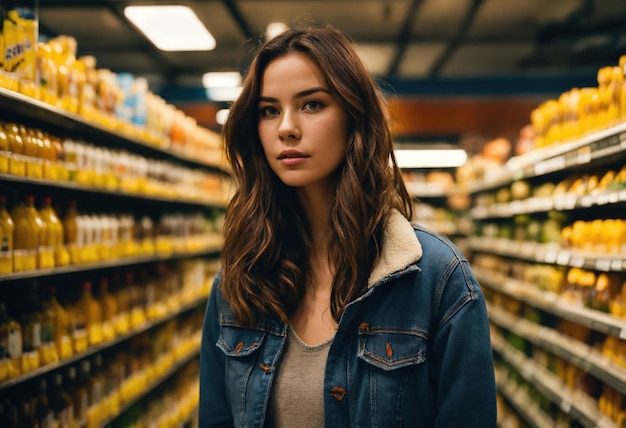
[330,386,346,401]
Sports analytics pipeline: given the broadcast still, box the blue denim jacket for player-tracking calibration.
[200,211,496,427]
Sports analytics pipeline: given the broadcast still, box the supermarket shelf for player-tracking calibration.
[470,238,626,273]
[0,173,227,209]
[405,182,464,199]
[470,188,626,219]
[0,296,207,391]
[489,304,626,397]
[490,332,617,428]
[0,87,229,175]
[496,379,554,428]
[102,346,200,428]
[469,121,626,194]
[0,241,223,283]
[476,268,626,338]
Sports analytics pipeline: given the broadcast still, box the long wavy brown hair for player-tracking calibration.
[221,26,412,325]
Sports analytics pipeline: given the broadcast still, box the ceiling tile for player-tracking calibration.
[439,43,536,77]
[239,0,410,42]
[398,43,447,77]
[355,44,396,76]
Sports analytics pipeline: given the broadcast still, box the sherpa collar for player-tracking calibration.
[367,209,423,289]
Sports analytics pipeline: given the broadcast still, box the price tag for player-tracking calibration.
[560,399,572,413]
[609,192,619,204]
[611,259,624,271]
[570,256,585,268]
[581,195,593,207]
[545,249,558,264]
[556,251,570,265]
[596,259,612,271]
[620,327,626,340]
[619,190,626,202]
[577,146,591,164]
[597,193,610,205]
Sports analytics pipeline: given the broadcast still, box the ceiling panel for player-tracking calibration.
[239,0,410,42]
[411,0,472,40]
[440,43,536,77]
[398,43,447,77]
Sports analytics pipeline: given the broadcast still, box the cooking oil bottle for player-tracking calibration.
[0,196,14,273]
[40,197,69,267]
[47,285,73,360]
[0,302,22,380]
[97,277,118,343]
[77,281,103,347]
[12,196,37,271]
[63,199,80,264]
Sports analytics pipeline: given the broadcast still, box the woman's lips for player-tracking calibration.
[278,149,309,165]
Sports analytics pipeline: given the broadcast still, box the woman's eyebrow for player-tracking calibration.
[258,87,331,103]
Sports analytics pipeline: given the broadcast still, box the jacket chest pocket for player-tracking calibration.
[356,327,429,427]
[357,327,427,370]
[217,325,266,423]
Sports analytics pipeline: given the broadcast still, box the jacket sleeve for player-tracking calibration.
[430,259,497,428]
[199,273,234,427]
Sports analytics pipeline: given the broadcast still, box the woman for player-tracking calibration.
[200,26,496,427]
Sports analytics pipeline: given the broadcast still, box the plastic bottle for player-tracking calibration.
[63,200,80,264]
[66,365,88,428]
[0,302,22,380]
[48,371,75,428]
[6,122,25,176]
[40,197,69,267]
[47,285,73,360]
[11,196,35,271]
[98,278,117,342]
[0,125,9,174]
[78,281,103,347]
[0,196,14,273]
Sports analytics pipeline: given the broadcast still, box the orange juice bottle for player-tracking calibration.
[12,196,37,271]
[38,130,57,180]
[98,278,118,342]
[21,196,49,270]
[39,197,69,267]
[46,285,73,360]
[6,123,25,176]
[35,197,55,270]
[0,196,14,273]
[0,302,22,380]
[112,272,130,335]
[21,126,43,179]
[0,125,9,174]
[63,200,80,264]
[51,135,68,181]
[77,281,103,347]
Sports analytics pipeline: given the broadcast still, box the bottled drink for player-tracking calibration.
[0,196,14,274]
[0,302,22,380]
[49,372,75,428]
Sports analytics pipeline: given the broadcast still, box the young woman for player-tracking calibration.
[200,26,496,427]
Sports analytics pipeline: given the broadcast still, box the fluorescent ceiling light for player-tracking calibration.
[394,149,467,169]
[206,86,243,102]
[216,109,230,125]
[266,22,288,40]
[124,5,216,52]
[202,72,242,88]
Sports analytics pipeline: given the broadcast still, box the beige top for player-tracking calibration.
[267,327,333,428]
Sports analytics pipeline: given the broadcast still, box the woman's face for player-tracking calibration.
[257,52,349,191]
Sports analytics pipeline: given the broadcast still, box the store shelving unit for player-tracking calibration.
[469,122,626,426]
[0,88,227,426]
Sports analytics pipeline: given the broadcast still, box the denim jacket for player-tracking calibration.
[200,211,497,427]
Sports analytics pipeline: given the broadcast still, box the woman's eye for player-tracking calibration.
[303,100,323,111]
[260,106,279,117]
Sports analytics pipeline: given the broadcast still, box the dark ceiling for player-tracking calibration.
[36,0,626,90]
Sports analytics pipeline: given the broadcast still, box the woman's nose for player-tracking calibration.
[278,111,301,141]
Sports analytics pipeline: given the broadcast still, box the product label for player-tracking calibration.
[7,328,22,358]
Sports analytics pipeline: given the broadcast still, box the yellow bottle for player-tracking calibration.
[0,126,9,174]
[21,125,43,179]
[47,286,73,360]
[6,122,25,176]
[78,281,103,347]
[12,196,37,271]
[112,272,130,335]
[63,200,80,264]
[0,196,14,273]
[21,197,49,270]
[0,302,22,380]
[98,278,118,342]
[38,130,57,180]
[40,197,69,267]
[33,197,54,270]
